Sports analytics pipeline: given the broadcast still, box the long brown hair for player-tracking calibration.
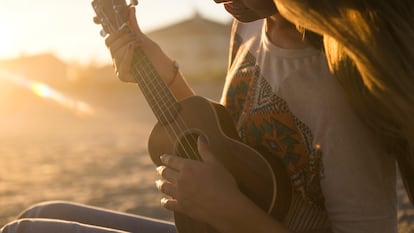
[274,0,414,202]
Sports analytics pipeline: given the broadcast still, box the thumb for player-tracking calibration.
[197,135,218,163]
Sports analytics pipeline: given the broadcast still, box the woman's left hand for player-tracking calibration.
[155,135,241,225]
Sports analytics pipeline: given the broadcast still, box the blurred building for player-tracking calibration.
[147,13,232,82]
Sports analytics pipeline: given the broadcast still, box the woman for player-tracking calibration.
[1,0,399,232]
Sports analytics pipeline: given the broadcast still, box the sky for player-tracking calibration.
[0,0,232,65]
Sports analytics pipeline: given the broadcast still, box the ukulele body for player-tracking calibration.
[148,95,291,233]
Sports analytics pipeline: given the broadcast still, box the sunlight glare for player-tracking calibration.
[33,83,53,98]
[0,69,95,116]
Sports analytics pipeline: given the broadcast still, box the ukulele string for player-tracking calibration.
[132,57,202,161]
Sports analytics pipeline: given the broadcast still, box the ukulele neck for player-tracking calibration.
[131,47,180,125]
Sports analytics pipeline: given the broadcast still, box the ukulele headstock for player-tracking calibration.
[91,0,138,37]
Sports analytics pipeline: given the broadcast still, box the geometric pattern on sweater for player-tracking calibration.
[223,34,325,209]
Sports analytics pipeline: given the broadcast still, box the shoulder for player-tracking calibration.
[231,19,265,40]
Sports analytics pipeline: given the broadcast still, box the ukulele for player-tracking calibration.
[91,1,292,232]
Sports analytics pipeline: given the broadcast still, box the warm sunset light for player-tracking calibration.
[1,0,413,231]
[32,83,53,98]
[0,20,20,59]
[0,70,94,116]
[0,0,230,64]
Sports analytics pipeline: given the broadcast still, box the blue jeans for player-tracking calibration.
[1,201,176,233]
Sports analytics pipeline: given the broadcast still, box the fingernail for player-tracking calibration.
[155,179,162,190]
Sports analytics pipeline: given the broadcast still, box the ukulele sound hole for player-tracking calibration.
[175,132,203,161]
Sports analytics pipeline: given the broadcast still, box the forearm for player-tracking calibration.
[137,38,194,100]
[167,69,195,100]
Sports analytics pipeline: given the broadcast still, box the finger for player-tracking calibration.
[114,42,137,82]
[112,43,126,68]
[156,166,179,183]
[105,31,136,48]
[105,32,122,48]
[160,154,186,171]
[113,51,127,80]
[108,33,138,55]
[197,135,218,163]
[161,197,182,212]
[127,7,142,34]
[155,179,177,197]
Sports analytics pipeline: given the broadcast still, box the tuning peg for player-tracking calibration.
[100,29,108,37]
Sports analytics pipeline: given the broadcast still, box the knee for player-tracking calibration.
[18,201,74,219]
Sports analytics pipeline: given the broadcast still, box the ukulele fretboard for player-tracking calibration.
[131,47,180,125]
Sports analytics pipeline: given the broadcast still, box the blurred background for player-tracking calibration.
[1,1,413,231]
[0,0,232,226]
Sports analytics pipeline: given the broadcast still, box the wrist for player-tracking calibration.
[207,191,253,232]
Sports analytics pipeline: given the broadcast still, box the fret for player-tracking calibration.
[131,47,180,125]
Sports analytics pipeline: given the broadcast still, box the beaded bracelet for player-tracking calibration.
[167,61,180,87]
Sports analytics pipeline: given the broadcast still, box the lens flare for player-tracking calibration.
[0,69,94,116]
